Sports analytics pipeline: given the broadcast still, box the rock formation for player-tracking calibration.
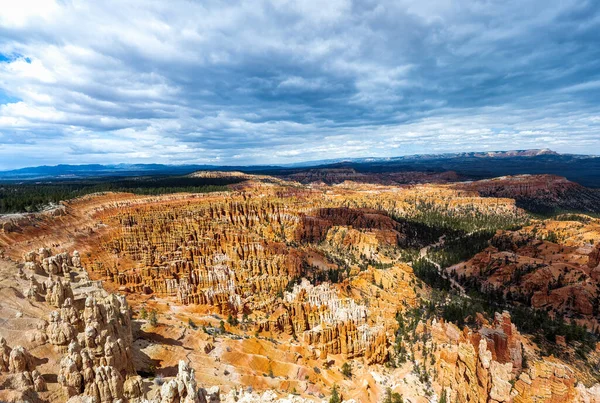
[450,217,600,330]
[0,339,46,395]
[432,311,600,403]
[452,174,600,214]
[158,360,199,403]
[254,279,389,363]
[0,249,143,403]
[1,178,598,403]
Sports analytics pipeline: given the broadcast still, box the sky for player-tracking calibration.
[0,0,599,169]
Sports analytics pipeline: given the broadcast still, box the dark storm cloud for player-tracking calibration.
[0,0,599,169]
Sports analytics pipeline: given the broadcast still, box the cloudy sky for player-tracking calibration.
[0,0,599,169]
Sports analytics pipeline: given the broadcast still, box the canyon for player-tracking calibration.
[0,173,599,402]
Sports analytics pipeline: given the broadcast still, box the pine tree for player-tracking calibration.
[439,390,447,403]
[341,362,352,378]
[329,384,342,403]
[148,309,158,326]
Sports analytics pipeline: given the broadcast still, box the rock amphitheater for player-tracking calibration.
[0,177,598,402]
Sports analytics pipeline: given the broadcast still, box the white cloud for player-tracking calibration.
[0,0,599,169]
[0,0,60,27]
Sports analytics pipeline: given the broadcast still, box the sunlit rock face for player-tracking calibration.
[0,177,598,403]
[0,249,142,403]
[452,217,600,331]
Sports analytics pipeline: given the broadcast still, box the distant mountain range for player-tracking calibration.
[283,148,561,167]
[1,149,599,187]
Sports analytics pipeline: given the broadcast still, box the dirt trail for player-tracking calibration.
[418,235,468,296]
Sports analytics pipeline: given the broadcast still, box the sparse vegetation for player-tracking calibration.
[439,389,448,403]
[329,384,342,403]
[383,387,403,403]
[340,362,352,378]
[227,314,239,327]
[148,309,158,326]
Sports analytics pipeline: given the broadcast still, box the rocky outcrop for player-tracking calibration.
[55,290,136,400]
[279,168,460,186]
[294,207,403,244]
[24,247,81,276]
[0,337,10,373]
[433,311,600,403]
[478,312,523,373]
[452,175,600,214]
[1,249,142,402]
[98,199,311,316]
[588,244,600,269]
[451,219,600,330]
[513,360,580,403]
[159,360,200,403]
[0,340,45,394]
[83,365,124,403]
[8,345,35,373]
[435,312,521,402]
[47,310,78,348]
[45,275,75,307]
[21,249,84,309]
[254,279,388,363]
